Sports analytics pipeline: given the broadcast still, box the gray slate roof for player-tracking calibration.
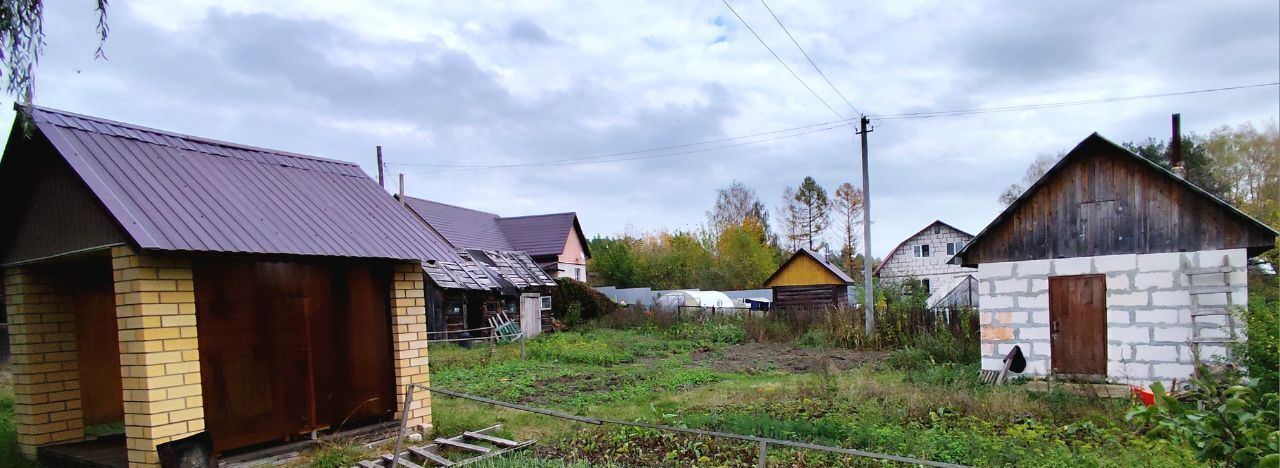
[25,106,461,262]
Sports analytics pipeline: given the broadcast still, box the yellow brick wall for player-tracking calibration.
[111,246,204,468]
[3,267,84,456]
[390,262,432,430]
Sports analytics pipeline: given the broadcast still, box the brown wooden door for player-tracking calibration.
[71,263,123,426]
[1049,274,1107,376]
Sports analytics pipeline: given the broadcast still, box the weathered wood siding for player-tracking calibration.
[961,138,1276,265]
[772,285,848,310]
[764,254,845,287]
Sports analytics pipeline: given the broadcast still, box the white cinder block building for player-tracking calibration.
[875,220,978,308]
[952,133,1277,386]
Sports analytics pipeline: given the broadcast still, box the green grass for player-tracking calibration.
[425,322,1203,467]
[1,382,39,468]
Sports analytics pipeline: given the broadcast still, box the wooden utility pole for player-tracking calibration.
[376,145,385,189]
[858,116,874,336]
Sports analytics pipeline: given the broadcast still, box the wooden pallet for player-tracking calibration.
[354,424,532,467]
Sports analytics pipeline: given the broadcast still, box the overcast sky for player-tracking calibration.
[7,1,1278,257]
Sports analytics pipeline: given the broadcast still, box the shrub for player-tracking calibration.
[1238,274,1278,390]
[1127,371,1280,467]
[550,278,617,326]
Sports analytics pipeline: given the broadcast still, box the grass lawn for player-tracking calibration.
[3,322,1204,467]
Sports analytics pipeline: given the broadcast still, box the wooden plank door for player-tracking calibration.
[1049,274,1107,376]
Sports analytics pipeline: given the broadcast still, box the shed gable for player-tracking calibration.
[957,134,1277,266]
[1,131,125,264]
[763,250,849,287]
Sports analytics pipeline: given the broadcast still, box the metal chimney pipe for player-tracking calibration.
[1170,114,1184,178]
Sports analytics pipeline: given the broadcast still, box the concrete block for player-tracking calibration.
[1030,310,1050,324]
[981,358,1004,370]
[1200,345,1229,360]
[994,279,1028,294]
[996,343,1017,355]
[1135,345,1178,362]
[979,263,1014,278]
[1094,254,1137,272]
[1005,311,1029,324]
[983,295,1014,309]
[1053,257,1093,275]
[1019,293,1049,309]
[1023,359,1049,376]
[1134,272,1175,290]
[1110,292,1149,307]
[1137,252,1183,271]
[1017,260,1052,276]
[1107,310,1132,324]
[1029,278,1048,293]
[1108,344,1131,361]
[1018,327,1050,341]
[1108,361,1148,382]
[1151,291,1190,307]
[1106,273,1132,291]
[1110,326,1151,343]
[1152,363,1195,379]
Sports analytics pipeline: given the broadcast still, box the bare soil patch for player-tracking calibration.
[691,342,885,374]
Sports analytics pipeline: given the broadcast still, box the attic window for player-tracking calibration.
[932,225,941,234]
[947,241,965,255]
[913,244,931,257]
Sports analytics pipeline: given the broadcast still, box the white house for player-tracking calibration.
[875,220,978,308]
[952,133,1278,386]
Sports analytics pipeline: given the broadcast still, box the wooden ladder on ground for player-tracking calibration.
[1184,255,1240,365]
[354,424,532,467]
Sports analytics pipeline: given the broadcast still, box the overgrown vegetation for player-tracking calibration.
[548,277,617,327]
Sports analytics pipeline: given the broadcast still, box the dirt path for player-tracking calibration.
[691,342,885,373]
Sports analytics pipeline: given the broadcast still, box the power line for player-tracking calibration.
[390,81,1276,173]
[406,120,853,174]
[720,0,851,122]
[869,82,1280,120]
[757,0,861,117]
[387,118,847,168]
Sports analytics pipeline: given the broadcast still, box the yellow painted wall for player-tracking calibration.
[764,253,845,287]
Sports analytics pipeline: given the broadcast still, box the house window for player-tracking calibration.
[914,244,930,257]
[540,296,552,310]
[932,225,941,234]
[947,241,965,255]
[575,267,582,281]
[921,278,931,292]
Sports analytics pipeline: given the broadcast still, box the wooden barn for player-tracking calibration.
[0,107,446,466]
[762,249,855,310]
[952,133,1278,386]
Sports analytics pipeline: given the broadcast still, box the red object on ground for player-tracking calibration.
[1132,386,1155,406]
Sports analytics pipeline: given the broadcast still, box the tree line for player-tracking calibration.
[588,178,866,291]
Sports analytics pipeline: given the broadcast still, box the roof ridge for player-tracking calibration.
[499,212,575,220]
[27,105,365,174]
[402,196,502,218]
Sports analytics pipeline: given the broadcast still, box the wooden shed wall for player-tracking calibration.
[0,133,125,265]
[772,285,847,310]
[962,144,1276,265]
[765,254,845,287]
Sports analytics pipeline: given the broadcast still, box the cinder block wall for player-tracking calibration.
[977,249,1247,385]
[391,263,432,431]
[3,267,84,456]
[112,246,205,468]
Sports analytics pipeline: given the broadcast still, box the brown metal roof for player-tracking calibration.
[22,106,461,262]
[497,212,590,259]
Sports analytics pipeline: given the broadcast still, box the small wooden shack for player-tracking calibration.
[952,133,1278,385]
[762,249,855,310]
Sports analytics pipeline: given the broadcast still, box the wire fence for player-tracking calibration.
[390,384,970,468]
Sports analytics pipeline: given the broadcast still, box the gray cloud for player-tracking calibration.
[12,0,1278,258]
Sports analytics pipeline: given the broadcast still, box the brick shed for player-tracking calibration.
[952,133,1277,386]
[0,106,455,466]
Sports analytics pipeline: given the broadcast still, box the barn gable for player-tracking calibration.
[954,133,1277,267]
